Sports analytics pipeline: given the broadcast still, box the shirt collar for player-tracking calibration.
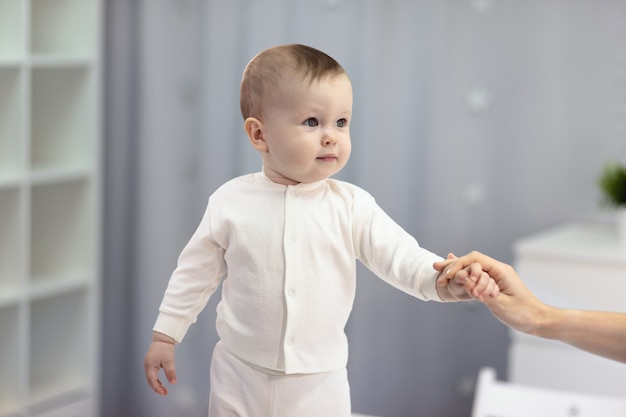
[257,167,327,192]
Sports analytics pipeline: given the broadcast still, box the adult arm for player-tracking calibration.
[434,251,626,364]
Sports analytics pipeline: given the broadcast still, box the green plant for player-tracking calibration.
[599,162,626,207]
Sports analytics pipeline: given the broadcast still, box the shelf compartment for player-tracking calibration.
[0,0,23,60]
[0,68,22,180]
[30,66,94,173]
[0,188,21,297]
[29,289,90,404]
[30,180,92,284]
[0,305,21,415]
[30,0,97,58]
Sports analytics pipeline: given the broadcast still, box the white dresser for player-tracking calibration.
[510,222,626,397]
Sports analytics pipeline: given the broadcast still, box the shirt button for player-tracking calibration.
[286,339,293,346]
[287,289,295,297]
[287,240,294,246]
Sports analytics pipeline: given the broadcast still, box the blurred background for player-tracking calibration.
[103,1,626,416]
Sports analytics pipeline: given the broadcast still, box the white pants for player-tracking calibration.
[208,341,351,417]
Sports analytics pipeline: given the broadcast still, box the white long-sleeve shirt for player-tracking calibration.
[154,171,444,374]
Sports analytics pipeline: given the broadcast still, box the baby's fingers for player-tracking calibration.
[469,271,499,300]
[144,348,176,396]
[145,362,168,396]
[163,358,178,385]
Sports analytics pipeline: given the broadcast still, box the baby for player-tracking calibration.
[144,44,499,416]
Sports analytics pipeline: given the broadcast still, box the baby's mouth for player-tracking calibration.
[317,155,337,162]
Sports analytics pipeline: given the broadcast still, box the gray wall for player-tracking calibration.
[103,1,626,416]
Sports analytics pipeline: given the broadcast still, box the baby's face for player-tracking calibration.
[259,73,352,185]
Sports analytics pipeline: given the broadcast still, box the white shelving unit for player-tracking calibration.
[0,1,101,416]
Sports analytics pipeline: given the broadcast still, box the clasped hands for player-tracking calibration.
[435,252,501,302]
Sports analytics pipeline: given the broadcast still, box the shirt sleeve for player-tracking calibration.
[153,200,226,342]
[351,189,444,302]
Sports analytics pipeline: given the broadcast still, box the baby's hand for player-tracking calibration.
[459,262,500,301]
[144,332,177,396]
[444,263,500,301]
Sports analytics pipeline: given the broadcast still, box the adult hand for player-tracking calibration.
[434,251,626,363]
[433,251,545,334]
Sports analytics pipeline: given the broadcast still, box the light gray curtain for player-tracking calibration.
[104,1,626,416]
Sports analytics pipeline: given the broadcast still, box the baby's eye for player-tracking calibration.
[304,118,319,127]
[336,118,347,128]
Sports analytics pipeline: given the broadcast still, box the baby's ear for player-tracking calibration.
[244,117,267,152]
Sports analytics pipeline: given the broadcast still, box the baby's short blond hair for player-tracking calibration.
[240,44,347,120]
